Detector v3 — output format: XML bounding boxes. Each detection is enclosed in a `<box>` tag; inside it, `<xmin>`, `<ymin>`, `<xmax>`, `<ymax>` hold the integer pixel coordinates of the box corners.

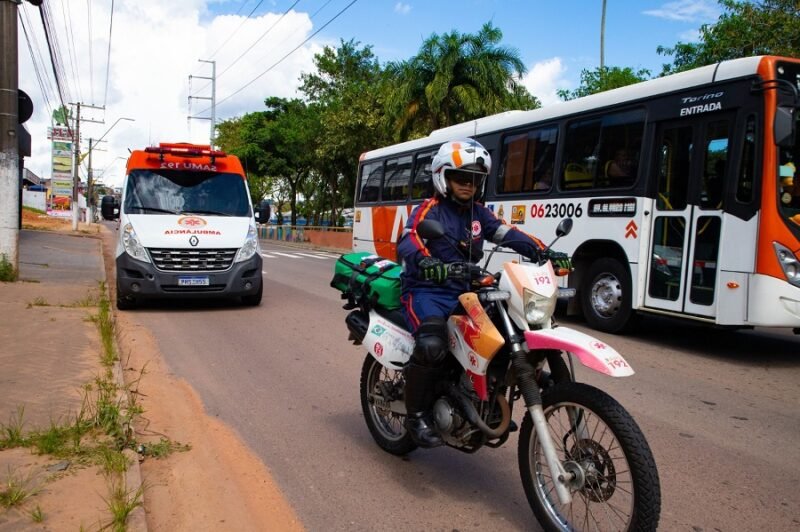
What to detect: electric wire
<box><xmin>216</xmin><ymin>0</ymin><xmax>301</xmax><ymax>79</ymax></box>
<box><xmin>204</xmin><ymin>0</ymin><xmax>359</xmax><ymax>113</ymax></box>
<box><xmin>41</xmin><ymin>1</ymin><xmax>73</xmax><ymax>102</ymax></box>
<box><xmin>20</xmin><ymin>4</ymin><xmax>58</xmax><ymax>106</ymax></box>
<box><xmin>64</xmin><ymin>0</ymin><xmax>83</xmax><ymax>102</ymax></box>
<box><xmin>206</xmin><ymin>0</ymin><xmax>267</xmax><ymax>60</ymax></box>
<box><xmin>18</xmin><ymin>9</ymin><xmax>55</xmax><ymax>120</ymax></box>
<box><xmin>38</xmin><ymin>2</ymin><xmax>74</xmax><ymax>137</ymax></box>
<box><xmin>103</xmin><ymin>0</ymin><xmax>115</xmax><ymax>108</ymax></box>
<box><xmin>87</xmin><ymin>0</ymin><xmax>94</xmax><ymax>103</ymax></box>
<box><xmin>59</xmin><ymin>0</ymin><xmax>83</xmax><ymax>104</ymax></box>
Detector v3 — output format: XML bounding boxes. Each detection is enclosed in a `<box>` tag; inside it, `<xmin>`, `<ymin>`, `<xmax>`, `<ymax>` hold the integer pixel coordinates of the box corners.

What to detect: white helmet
<box><xmin>431</xmin><ymin>138</ymin><xmax>492</xmax><ymax>199</ymax></box>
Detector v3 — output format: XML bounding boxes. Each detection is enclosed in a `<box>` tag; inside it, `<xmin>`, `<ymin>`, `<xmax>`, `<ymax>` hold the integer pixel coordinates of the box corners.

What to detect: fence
<box><xmin>258</xmin><ymin>225</ymin><xmax>352</xmax><ymax>251</ymax></box>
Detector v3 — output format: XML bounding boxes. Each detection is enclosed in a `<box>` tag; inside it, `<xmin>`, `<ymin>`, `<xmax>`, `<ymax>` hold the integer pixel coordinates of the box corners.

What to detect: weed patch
<box><xmin>0</xmin><ymin>254</ymin><xmax>17</xmax><ymax>282</ymax></box>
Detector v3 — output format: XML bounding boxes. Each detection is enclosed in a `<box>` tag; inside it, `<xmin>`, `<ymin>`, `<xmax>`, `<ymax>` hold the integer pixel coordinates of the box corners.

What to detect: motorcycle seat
<box><xmin>375</xmin><ymin>306</ymin><xmax>409</xmax><ymax>330</ymax></box>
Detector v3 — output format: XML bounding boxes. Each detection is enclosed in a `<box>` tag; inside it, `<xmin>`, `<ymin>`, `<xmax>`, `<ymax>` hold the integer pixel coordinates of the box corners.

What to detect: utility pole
<box><xmin>0</xmin><ymin>0</ymin><xmax>20</xmax><ymax>271</ymax></box>
<box><xmin>188</xmin><ymin>59</ymin><xmax>216</xmax><ymax>147</ymax></box>
<box><xmin>600</xmin><ymin>0</ymin><xmax>607</xmax><ymax>71</ymax></box>
<box><xmin>68</xmin><ymin>102</ymin><xmax>103</xmax><ymax>230</ymax></box>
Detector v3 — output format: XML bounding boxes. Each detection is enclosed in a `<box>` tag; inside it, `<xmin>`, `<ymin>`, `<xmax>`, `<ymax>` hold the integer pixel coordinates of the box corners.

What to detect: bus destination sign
<box><xmin>588</xmin><ymin>198</ymin><xmax>637</xmax><ymax>217</ymax></box>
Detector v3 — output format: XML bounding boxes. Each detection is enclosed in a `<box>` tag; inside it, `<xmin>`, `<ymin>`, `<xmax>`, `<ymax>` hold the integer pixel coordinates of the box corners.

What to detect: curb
<box><xmin>97</xmin><ymin>226</ymin><xmax>148</xmax><ymax>532</ymax></box>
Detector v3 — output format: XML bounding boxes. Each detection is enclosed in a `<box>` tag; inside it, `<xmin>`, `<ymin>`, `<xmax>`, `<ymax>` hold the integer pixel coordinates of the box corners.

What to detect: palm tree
<box><xmin>388</xmin><ymin>22</ymin><xmax>531</xmax><ymax>140</ymax></box>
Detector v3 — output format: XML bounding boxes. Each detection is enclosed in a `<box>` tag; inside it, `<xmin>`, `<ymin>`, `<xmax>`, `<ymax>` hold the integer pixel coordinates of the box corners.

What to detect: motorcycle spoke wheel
<box><xmin>359</xmin><ymin>355</ymin><xmax>417</xmax><ymax>455</ymax></box>
<box><xmin>518</xmin><ymin>382</ymin><xmax>660</xmax><ymax>532</ymax></box>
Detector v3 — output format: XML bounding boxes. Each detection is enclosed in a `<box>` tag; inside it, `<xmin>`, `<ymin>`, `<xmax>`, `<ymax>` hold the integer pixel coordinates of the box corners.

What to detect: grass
<box><xmin>0</xmin><ymin>468</ymin><xmax>40</xmax><ymax>509</ymax></box>
<box><xmin>1</xmin><ymin>282</ymin><xmax>191</xmax><ymax>528</ymax></box>
<box><xmin>26</xmin><ymin>296</ymin><xmax>49</xmax><ymax>308</ymax></box>
<box><xmin>0</xmin><ymin>254</ymin><xmax>17</xmax><ymax>282</ymax></box>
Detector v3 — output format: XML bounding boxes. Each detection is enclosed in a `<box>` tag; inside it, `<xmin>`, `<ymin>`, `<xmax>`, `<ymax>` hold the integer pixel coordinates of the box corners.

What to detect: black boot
<box><xmin>403</xmin><ymin>363</ymin><xmax>443</xmax><ymax>448</ymax></box>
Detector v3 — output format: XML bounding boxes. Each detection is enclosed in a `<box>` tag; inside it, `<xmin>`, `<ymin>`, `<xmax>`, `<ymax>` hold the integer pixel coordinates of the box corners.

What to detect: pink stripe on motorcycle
<box><xmin>524</xmin><ymin>328</ymin><xmax>635</xmax><ymax>377</ymax></box>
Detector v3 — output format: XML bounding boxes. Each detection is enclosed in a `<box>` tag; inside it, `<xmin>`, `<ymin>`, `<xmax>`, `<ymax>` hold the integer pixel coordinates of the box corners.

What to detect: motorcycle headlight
<box><xmin>235</xmin><ymin>225</ymin><xmax>260</xmax><ymax>263</ymax></box>
<box><xmin>122</xmin><ymin>223</ymin><xmax>150</xmax><ymax>263</ymax></box>
<box><xmin>774</xmin><ymin>242</ymin><xmax>800</xmax><ymax>287</ymax></box>
<box><xmin>523</xmin><ymin>288</ymin><xmax>556</xmax><ymax>325</ymax></box>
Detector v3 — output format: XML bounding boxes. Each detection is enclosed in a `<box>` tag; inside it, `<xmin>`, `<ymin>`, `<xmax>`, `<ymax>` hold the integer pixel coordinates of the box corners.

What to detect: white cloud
<box><xmin>394</xmin><ymin>3</ymin><xmax>412</xmax><ymax>15</ymax></box>
<box><xmin>18</xmin><ymin>1</ymin><xmax>320</xmax><ymax>188</ymax></box>
<box><xmin>643</xmin><ymin>0</ymin><xmax>720</xmax><ymax>22</ymax></box>
<box><xmin>521</xmin><ymin>58</ymin><xmax>571</xmax><ymax>107</ymax></box>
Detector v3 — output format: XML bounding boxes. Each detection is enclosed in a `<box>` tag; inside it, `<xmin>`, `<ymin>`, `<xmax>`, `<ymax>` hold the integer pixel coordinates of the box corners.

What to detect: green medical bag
<box><xmin>331</xmin><ymin>252</ymin><xmax>402</xmax><ymax>309</ymax></box>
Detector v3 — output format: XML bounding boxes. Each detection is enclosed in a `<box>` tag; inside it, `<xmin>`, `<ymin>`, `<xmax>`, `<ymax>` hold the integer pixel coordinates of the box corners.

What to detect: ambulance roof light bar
<box><xmin>144</xmin><ymin>144</ymin><xmax>228</xmax><ymax>163</ymax></box>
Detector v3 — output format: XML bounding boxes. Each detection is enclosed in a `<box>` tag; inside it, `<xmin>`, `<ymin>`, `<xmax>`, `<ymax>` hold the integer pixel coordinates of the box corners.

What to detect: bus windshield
<box><xmin>776</xmin><ymin>61</ymin><xmax>800</xmax><ymax>229</ymax></box>
<box><xmin>123</xmin><ymin>169</ymin><xmax>250</xmax><ymax>217</ymax></box>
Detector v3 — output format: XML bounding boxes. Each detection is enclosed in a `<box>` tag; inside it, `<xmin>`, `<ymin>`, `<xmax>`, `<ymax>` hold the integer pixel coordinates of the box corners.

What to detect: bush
<box><xmin>0</xmin><ymin>254</ymin><xmax>17</xmax><ymax>282</ymax></box>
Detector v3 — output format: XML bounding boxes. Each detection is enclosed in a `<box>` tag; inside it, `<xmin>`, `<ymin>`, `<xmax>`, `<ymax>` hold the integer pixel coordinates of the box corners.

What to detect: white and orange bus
<box><xmin>352</xmin><ymin>55</ymin><xmax>800</xmax><ymax>334</ymax></box>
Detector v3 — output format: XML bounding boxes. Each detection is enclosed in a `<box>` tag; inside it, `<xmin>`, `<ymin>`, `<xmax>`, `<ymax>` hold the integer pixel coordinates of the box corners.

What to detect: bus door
<box><xmin>645</xmin><ymin>115</ymin><xmax>731</xmax><ymax>317</ymax></box>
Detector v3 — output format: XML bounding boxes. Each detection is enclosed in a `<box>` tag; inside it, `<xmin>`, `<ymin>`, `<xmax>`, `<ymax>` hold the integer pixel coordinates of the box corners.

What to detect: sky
<box><xmin>17</xmin><ymin>0</ymin><xmax>723</xmax><ymax>188</ymax></box>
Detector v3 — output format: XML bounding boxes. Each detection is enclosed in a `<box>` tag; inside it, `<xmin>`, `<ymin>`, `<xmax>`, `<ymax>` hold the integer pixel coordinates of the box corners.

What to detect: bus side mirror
<box><xmin>775</xmin><ymin>105</ymin><xmax>796</xmax><ymax>148</ymax></box>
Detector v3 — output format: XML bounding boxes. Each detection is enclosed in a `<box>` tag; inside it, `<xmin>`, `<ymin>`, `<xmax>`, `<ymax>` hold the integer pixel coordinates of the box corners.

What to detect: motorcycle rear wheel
<box><xmin>360</xmin><ymin>354</ymin><xmax>417</xmax><ymax>456</ymax></box>
<box><xmin>518</xmin><ymin>382</ymin><xmax>660</xmax><ymax>531</ymax></box>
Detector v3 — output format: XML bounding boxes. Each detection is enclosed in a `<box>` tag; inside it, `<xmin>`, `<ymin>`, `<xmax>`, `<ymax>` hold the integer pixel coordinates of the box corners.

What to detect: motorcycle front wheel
<box><xmin>518</xmin><ymin>382</ymin><xmax>660</xmax><ymax>532</ymax></box>
<box><xmin>360</xmin><ymin>354</ymin><xmax>417</xmax><ymax>456</ymax></box>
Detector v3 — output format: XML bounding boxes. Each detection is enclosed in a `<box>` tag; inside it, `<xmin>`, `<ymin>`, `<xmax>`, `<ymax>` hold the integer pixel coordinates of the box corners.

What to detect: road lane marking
<box><xmin>272</xmin><ymin>252</ymin><xmax>303</xmax><ymax>258</ymax></box>
<box><xmin>296</xmin><ymin>253</ymin><xmax>331</xmax><ymax>259</ymax></box>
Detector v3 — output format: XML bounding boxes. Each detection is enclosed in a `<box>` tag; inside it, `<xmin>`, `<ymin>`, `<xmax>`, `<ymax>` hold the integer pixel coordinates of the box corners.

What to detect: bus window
<box><xmin>358</xmin><ymin>160</ymin><xmax>383</xmax><ymax>203</ymax></box>
<box><xmin>383</xmin><ymin>155</ymin><xmax>412</xmax><ymax>202</ymax></box>
<box><xmin>737</xmin><ymin>116</ymin><xmax>757</xmax><ymax>203</ymax></box>
<box><xmin>411</xmin><ymin>150</ymin><xmax>436</xmax><ymax>200</ymax></box>
<box><xmin>700</xmin><ymin>120</ymin><xmax>730</xmax><ymax>209</ymax></box>
<box><xmin>656</xmin><ymin>126</ymin><xmax>692</xmax><ymax>211</ymax></box>
<box><xmin>562</xmin><ymin>109</ymin><xmax>645</xmax><ymax>190</ymax></box>
<box><xmin>497</xmin><ymin>127</ymin><xmax>557</xmax><ymax>193</ymax></box>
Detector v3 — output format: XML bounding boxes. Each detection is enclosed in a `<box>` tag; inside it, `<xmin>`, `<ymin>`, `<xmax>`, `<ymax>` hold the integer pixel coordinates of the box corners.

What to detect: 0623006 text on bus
<box><xmin>352</xmin><ymin>55</ymin><xmax>800</xmax><ymax>334</ymax></box>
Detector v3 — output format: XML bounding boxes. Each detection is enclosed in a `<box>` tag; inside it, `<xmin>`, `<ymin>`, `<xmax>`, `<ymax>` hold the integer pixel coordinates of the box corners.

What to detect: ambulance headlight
<box><xmin>235</xmin><ymin>225</ymin><xmax>260</xmax><ymax>263</ymax></box>
<box><xmin>523</xmin><ymin>288</ymin><xmax>556</xmax><ymax>325</ymax></box>
<box><xmin>122</xmin><ymin>223</ymin><xmax>150</xmax><ymax>263</ymax></box>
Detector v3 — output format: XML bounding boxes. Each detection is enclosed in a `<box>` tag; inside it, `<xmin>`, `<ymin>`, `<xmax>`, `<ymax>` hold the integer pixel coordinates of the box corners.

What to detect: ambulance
<box><xmin>113</xmin><ymin>143</ymin><xmax>262</xmax><ymax>309</ymax></box>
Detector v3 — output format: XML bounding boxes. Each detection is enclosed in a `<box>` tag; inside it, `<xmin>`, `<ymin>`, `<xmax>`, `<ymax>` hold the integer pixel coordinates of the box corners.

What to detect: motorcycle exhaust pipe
<box><xmin>447</xmin><ymin>385</ymin><xmax>511</xmax><ymax>439</ymax></box>
<box><xmin>345</xmin><ymin>310</ymin><xmax>369</xmax><ymax>344</ymax></box>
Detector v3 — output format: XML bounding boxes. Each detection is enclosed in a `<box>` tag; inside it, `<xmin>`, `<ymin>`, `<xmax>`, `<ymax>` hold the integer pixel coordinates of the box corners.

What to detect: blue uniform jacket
<box><xmin>397</xmin><ymin>195</ymin><xmax>545</xmax><ymax>295</ymax></box>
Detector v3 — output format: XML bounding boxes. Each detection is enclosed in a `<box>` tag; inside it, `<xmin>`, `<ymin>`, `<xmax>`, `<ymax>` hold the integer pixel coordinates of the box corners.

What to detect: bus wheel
<box><xmin>581</xmin><ymin>258</ymin><xmax>633</xmax><ymax>333</ymax></box>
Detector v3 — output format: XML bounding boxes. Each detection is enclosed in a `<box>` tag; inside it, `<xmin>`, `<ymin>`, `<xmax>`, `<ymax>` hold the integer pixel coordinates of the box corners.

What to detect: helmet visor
<box><xmin>444</xmin><ymin>168</ymin><xmax>487</xmax><ymax>188</ymax></box>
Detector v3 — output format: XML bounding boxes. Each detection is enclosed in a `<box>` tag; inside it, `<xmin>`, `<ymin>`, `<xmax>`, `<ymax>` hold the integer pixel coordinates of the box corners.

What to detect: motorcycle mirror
<box><xmin>556</xmin><ymin>218</ymin><xmax>573</xmax><ymax>237</ymax></box>
<box><xmin>417</xmin><ymin>219</ymin><xmax>446</xmax><ymax>240</ymax></box>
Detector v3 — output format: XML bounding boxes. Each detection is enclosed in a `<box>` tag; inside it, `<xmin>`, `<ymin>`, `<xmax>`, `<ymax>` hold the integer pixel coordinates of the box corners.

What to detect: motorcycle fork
<box><xmin>495</xmin><ymin>304</ymin><xmax>573</xmax><ymax>506</ymax></box>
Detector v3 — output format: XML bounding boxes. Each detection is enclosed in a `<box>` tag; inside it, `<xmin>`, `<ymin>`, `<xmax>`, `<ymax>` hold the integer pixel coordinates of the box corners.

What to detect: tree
<box><xmin>387</xmin><ymin>22</ymin><xmax>538</xmax><ymax>140</ymax></box>
<box><xmin>558</xmin><ymin>66</ymin><xmax>651</xmax><ymax>100</ymax></box>
<box><xmin>300</xmin><ymin>40</ymin><xmax>389</xmax><ymax>225</ymax></box>
<box><xmin>658</xmin><ymin>0</ymin><xmax>800</xmax><ymax>75</ymax></box>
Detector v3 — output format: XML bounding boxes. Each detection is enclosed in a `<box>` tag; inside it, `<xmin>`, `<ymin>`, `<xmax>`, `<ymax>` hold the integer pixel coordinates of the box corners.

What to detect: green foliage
<box><xmin>0</xmin><ymin>468</ymin><xmax>40</xmax><ymax>508</ymax></box>
<box><xmin>0</xmin><ymin>407</ymin><xmax>28</xmax><ymax>449</ymax></box>
<box><xmin>558</xmin><ymin>66</ymin><xmax>651</xmax><ymax>100</ymax></box>
<box><xmin>0</xmin><ymin>254</ymin><xmax>17</xmax><ymax>282</ymax></box>
<box><xmin>386</xmin><ymin>22</ymin><xmax>538</xmax><ymax>140</ymax></box>
<box><xmin>658</xmin><ymin>0</ymin><xmax>800</xmax><ymax>75</ymax></box>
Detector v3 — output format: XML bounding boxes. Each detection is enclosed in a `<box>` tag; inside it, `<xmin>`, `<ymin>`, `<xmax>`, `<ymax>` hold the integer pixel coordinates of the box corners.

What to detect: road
<box><xmin>126</xmin><ymin>240</ymin><xmax>800</xmax><ymax>531</ymax></box>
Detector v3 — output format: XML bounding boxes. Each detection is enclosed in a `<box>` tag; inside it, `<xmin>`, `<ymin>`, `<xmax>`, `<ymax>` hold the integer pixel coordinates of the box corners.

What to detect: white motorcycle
<box><xmin>334</xmin><ymin>218</ymin><xmax>661</xmax><ymax>531</ymax></box>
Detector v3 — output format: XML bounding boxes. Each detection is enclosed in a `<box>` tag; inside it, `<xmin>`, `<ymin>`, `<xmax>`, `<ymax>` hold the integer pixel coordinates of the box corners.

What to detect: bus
<box><xmin>351</xmin><ymin>55</ymin><xmax>800</xmax><ymax>334</ymax></box>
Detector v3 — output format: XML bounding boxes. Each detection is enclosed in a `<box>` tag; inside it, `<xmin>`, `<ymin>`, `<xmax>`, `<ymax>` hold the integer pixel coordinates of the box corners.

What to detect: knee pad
<box><xmin>413</xmin><ymin>317</ymin><xmax>447</xmax><ymax>366</ymax></box>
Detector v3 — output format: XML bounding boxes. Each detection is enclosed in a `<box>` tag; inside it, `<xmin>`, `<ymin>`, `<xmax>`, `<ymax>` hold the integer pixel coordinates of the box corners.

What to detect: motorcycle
<box><xmin>333</xmin><ymin>218</ymin><xmax>661</xmax><ymax>531</ymax></box>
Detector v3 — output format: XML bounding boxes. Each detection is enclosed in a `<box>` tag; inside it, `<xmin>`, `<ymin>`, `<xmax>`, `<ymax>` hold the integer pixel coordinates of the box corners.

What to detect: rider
<box><xmin>397</xmin><ymin>138</ymin><xmax>571</xmax><ymax>447</ymax></box>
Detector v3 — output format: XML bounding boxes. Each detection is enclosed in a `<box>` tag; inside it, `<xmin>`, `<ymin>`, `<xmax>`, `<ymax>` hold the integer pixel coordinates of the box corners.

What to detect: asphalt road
<box><xmin>125</xmin><ymin>240</ymin><xmax>800</xmax><ymax>532</ymax></box>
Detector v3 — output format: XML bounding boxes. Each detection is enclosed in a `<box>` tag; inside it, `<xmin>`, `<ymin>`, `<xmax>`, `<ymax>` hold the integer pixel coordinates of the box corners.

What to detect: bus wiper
<box><xmin>181</xmin><ymin>210</ymin><xmax>233</xmax><ymax>217</ymax></box>
<box><xmin>128</xmin><ymin>205</ymin><xmax>179</xmax><ymax>215</ymax></box>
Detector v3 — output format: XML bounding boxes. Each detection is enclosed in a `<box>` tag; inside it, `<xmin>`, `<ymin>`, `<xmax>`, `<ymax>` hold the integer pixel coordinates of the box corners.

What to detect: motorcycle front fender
<box><xmin>524</xmin><ymin>327</ymin><xmax>634</xmax><ymax>377</ymax></box>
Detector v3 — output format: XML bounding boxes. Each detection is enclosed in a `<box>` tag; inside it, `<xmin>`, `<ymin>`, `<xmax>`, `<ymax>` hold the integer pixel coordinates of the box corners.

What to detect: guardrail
<box><xmin>258</xmin><ymin>224</ymin><xmax>352</xmax><ymax>251</ymax></box>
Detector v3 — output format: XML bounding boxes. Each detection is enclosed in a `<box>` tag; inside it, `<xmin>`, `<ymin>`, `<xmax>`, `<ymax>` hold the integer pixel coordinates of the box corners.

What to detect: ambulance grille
<box><xmin>148</xmin><ymin>248</ymin><xmax>237</xmax><ymax>272</ymax></box>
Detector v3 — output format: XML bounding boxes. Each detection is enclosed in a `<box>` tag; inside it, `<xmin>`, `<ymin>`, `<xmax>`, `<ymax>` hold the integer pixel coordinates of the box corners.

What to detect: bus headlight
<box><xmin>235</xmin><ymin>225</ymin><xmax>260</xmax><ymax>263</ymax></box>
<box><xmin>122</xmin><ymin>223</ymin><xmax>150</xmax><ymax>263</ymax></box>
<box><xmin>774</xmin><ymin>242</ymin><xmax>800</xmax><ymax>287</ymax></box>
<box><xmin>523</xmin><ymin>288</ymin><xmax>556</xmax><ymax>325</ymax></box>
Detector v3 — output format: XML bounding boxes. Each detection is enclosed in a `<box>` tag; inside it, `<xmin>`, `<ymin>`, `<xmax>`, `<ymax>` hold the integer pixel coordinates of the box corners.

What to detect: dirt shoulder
<box><xmin>9</xmin><ymin>211</ymin><xmax>303</xmax><ymax>530</ymax></box>
<box><xmin>97</xmin><ymin>223</ymin><xmax>303</xmax><ymax>531</ymax></box>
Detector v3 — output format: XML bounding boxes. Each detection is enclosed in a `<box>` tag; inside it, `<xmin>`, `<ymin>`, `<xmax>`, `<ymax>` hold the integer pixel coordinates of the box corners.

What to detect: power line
<box><xmin>103</xmin><ymin>0</ymin><xmax>115</xmax><ymax>108</ymax></box>
<box><xmin>204</xmin><ymin>0</ymin><xmax>360</xmax><ymax>113</ymax></box>
<box><xmin>59</xmin><ymin>0</ymin><xmax>83</xmax><ymax>104</ymax></box>
<box><xmin>206</xmin><ymin>0</ymin><xmax>267</xmax><ymax>60</ymax></box>
<box><xmin>216</xmin><ymin>1</ymin><xmax>301</xmax><ymax>79</ymax></box>
<box><xmin>38</xmin><ymin>1</ymin><xmax>74</xmax><ymax>136</ymax></box>
<box><xmin>18</xmin><ymin>9</ymin><xmax>55</xmax><ymax>120</ymax></box>
<box><xmin>87</xmin><ymin>0</ymin><xmax>94</xmax><ymax>103</ymax></box>
<box><xmin>64</xmin><ymin>0</ymin><xmax>83</xmax><ymax>102</ymax></box>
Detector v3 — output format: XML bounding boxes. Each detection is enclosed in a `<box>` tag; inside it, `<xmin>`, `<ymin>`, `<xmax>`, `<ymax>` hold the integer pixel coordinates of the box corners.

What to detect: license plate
<box><xmin>178</xmin><ymin>276</ymin><xmax>209</xmax><ymax>287</ymax></box>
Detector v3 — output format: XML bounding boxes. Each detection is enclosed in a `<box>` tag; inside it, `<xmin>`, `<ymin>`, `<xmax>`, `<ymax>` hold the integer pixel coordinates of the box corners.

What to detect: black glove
<box><xmin>418</xmin><ymin>256</ymin><xmax>447</xmax><ymax>283</ymax></box>
<box><xmin>545</xmin><ymin>250</ymin><xmax>573</xmax><ymax>271</ymax></box>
